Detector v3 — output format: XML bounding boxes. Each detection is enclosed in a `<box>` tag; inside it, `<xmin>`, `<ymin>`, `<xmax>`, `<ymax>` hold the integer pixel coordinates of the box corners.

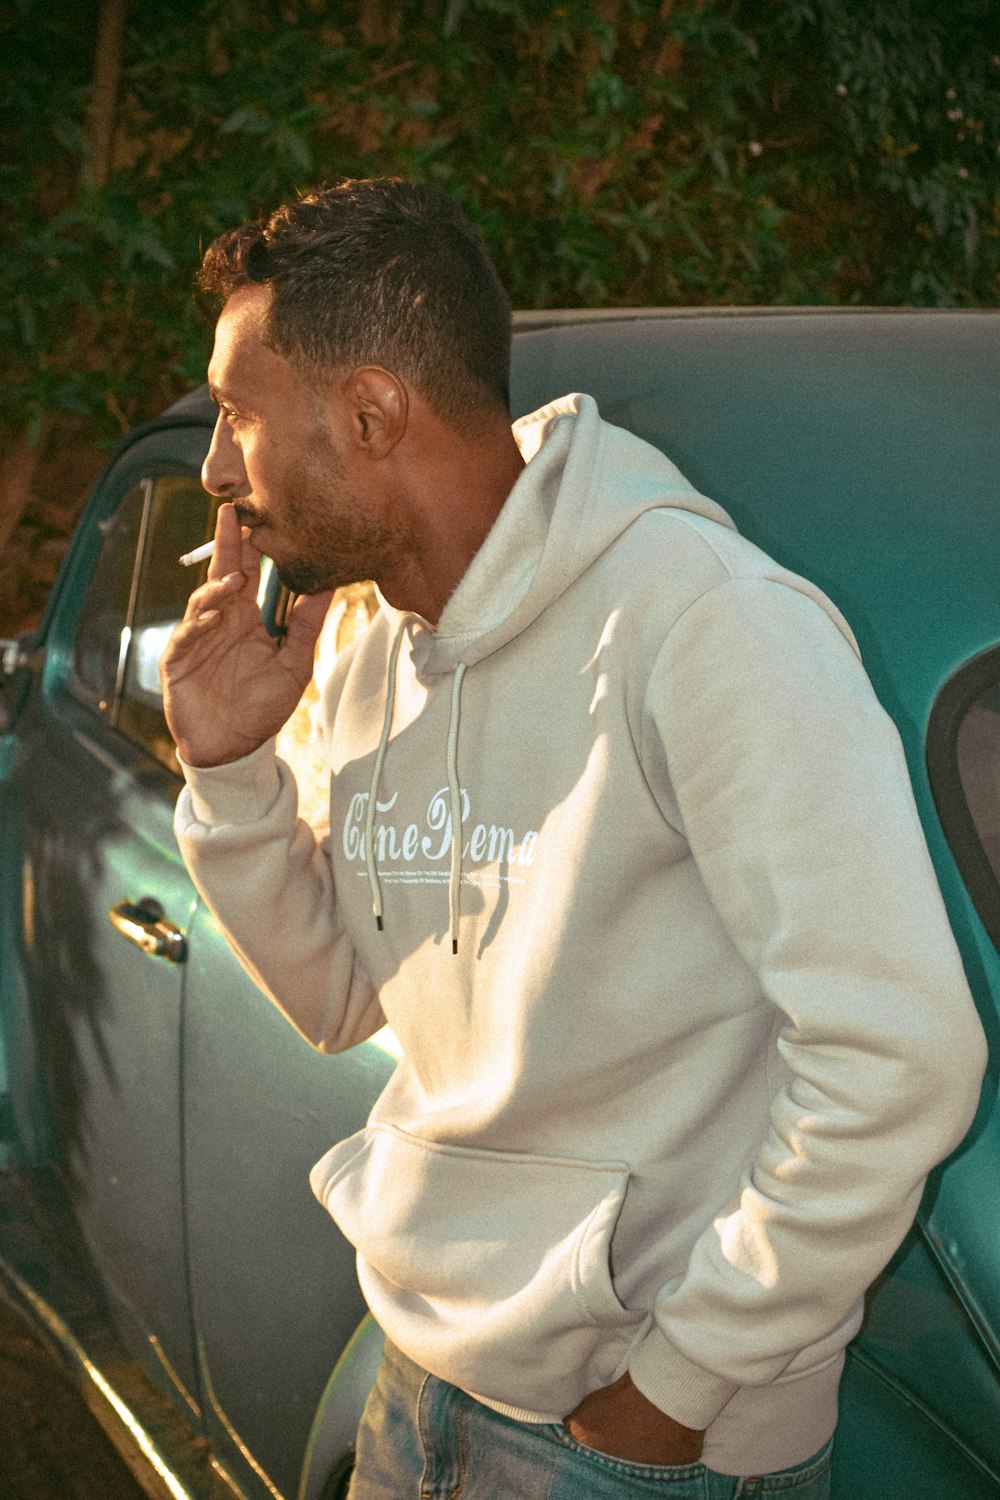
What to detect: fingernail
<box><xmin>199</xmin><ymin>609</ymin><xmax>220</xmax><ymax>623</ymax></box>
<box><xmin>222</xmin><ymin>571</ymin><xmax>245</xmax><ymax>585</ymax></box>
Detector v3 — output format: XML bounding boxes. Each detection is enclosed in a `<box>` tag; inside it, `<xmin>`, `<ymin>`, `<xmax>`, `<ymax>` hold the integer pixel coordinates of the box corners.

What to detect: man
<box><xmin>161</xmin><ymin>178</ymin><xmax>986</xmax><ymax>1500</ymax></box>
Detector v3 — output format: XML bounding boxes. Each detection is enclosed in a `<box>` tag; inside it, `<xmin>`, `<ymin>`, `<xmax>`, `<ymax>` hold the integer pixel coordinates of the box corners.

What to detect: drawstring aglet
<box><xmin>376</xmin><ymin>915</ymin><xmax>383</xmax><ymax>931</ymax></box>
<box><xmin>446</xmin><ymin>661</ymin><xmax>468</xmax><ymax>966</ymax></box>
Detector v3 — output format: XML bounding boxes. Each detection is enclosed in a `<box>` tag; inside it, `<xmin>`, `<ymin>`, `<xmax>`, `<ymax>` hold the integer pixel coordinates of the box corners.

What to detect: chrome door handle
<box><xmin>109</xmin><ymin>898</ymin><xmax>187</xmax><ymax>964</ymax></box>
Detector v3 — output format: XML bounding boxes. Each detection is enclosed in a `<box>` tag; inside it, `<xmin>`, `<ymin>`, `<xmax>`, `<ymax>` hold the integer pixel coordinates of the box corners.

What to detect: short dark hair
<box><xmin>199</xmin><ymin>178</ymin><xmax>512</xmax><ymax>427</ymax></box>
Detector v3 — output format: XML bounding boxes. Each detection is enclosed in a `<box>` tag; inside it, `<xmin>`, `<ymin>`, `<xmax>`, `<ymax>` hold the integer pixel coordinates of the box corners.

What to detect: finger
<box><xmin>286</xmin><ymin>589</ymin><xmax>336</xmax><ymax>646</ymax></box>
<box><xmin>160</xmin><ymin>613</ymin><xmax>221</xmax><ymax>681</ymax></box>
<box><xmin>183</xmin><ymin>570</ymin><xmax>247</xmax><ymax>622</ymax></box>
<box><xmin>172</xmin><ymin>609</ymin><xmax>223</xmax><ymax>646</ymax></box>
<box><xmin>208</xmin><ymin>502</ymin><xmax>244</xmax><ymax>580</ymax></box>
<box><xmin>239</xmin><ymin>525</ymin><xmax>263</xmax><ymax>591</ymax></box>
<box><xmin>166</xmin><ymin>603</ymin><xmax>230</xmax><ymax>650</ymax></box>
<box><xmin>278</xmin><ymin>590</ymin><xmax>335</xmax><ymax>680</ymax></box>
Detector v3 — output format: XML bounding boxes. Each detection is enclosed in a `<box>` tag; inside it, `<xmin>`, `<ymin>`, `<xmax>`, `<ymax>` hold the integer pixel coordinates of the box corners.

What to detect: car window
<box><xmin>927</xmin><ymin>647</ymin><xmax>1000</xmax><ymax>952</ymax></box>
<box><xmin>118</xmin><ymin>475</ymin><xmax>217</xmax><ymax>772</ymax></box>
<box><xmin>72</xmin><ymin>481</ymin><xmax>147</xmax><ymax>710</ymax></box>
<box><xmin>956</xmin><ymin>688</ymin><xmax>1000</xmax><ymax>882</ymax></box>
<box><xmin>70</xmin><ymin>473</ymin><xmax>217</xmax><ymax>774</ymax></box>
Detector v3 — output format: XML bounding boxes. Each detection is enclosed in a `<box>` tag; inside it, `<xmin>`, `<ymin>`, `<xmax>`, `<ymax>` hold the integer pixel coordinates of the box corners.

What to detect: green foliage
<box><xmin>1</xmin><ymin>0</ymin><xmax>998</xmax><ymax>453</ymax></box>
<box><xmin>743</xmin><ymin>0</ymin><xmax>1000</xmax><ymax>303</ymax></box>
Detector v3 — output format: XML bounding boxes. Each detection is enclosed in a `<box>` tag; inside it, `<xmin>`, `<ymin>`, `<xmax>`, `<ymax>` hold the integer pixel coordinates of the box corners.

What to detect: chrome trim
<box><xmin>149</xmin><ymin>1333</ymin><xmax>202</xmax><ymax>1422</ymax></box>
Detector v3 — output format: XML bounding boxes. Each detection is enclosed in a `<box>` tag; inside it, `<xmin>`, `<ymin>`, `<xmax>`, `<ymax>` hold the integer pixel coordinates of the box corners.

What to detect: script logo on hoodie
<box><xmin>342</xmin><ymin>788</ymin><xmax>539</xmax><ymax>884</ymax></box>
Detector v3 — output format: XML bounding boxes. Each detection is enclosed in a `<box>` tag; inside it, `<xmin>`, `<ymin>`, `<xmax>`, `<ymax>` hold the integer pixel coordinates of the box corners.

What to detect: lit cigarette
<box><xmin>179</xmin><ymin>541</ymin><xmax>215</xmax><ymax>567</ymax></box>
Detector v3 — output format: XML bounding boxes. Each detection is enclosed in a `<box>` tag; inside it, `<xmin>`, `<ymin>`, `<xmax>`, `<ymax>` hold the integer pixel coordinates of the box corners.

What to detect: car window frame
<box><xmin>44</xmin><ymin>426</ymin><xmax>213</xmax><ymax>789</ymax></box>
<box><xmin>67</xmin><ymin>469</ymin><xmax>214</xmax><ymax>777</ymax></box>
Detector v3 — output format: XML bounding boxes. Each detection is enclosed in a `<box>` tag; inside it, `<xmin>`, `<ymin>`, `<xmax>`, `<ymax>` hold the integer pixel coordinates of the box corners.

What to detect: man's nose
<box><xmin>202</xmin><ymin>414</ymin><xmax>250</xmax><ymax>497</ymax></box>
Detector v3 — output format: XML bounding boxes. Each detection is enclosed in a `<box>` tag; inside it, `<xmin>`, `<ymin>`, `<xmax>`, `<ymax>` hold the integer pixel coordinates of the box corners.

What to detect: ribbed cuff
<box><xmin>179</xmin><ymin>739</ymin><xmax>283</xmax><ymax>826</ymax></box>
<box><xmin>628</xmin><ymin>1325</ymin><xmax>740</xmax><ymax>1430</ymax></box>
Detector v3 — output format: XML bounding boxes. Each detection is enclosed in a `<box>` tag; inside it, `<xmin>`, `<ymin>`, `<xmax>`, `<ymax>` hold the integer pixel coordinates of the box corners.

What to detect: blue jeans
<box><xmin>348</xmin><ymin>1340</ymin><xmax>833</xmax><ymax>1499</ymax></box>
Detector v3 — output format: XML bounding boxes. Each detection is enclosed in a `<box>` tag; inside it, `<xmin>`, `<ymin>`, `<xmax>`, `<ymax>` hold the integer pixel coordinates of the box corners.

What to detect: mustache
<box><xmin>232</xmin><ymin>502</ymin><xmax>266</xmax><ymax>527</ymax></box>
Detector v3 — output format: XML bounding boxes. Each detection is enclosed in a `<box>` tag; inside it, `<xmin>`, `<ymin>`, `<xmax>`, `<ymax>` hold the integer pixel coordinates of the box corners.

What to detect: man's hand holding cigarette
<box><xmin>160</xmin><ymin>502</ymin><xmax>333</xmax><ymax>768</ymax></box>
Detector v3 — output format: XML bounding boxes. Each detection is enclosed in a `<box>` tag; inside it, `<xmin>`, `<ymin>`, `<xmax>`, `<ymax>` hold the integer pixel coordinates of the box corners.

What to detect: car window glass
<box><xmin>928</xmin><ymin>652</ymin><xmax>1000</xmax><ymax>954</ymax></box>
<box><xmin>118</xmin><ymin>475</ymin><xmax>217</xmax><ymax>774</ymax></box>
<box><xmin>72</xmin><ymin>482</ymin><xmax>146</xmax><ymax>709</ymax></box>
<box><xmin>956</xmin><ymin>686</ymin><xmax>1000</xmax><ymax>884</ymax></box>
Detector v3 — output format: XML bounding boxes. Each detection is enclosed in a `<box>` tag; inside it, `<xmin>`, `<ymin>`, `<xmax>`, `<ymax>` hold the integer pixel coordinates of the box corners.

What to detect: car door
<box><xmin>3</xmin><ymin>428</ymin><xmax>215</xmax><ymax>1417</ymax></box>
<box><xmin>181</xmin><ymin>910</ymin><xmax>397</xmax><ymax>1500</ymax></box>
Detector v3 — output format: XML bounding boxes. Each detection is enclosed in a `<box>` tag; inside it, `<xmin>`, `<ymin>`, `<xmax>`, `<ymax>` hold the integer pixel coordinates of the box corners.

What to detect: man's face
<box><xmin>202</xmin><ymin>284</ymin><xmax>407</xmax><ymax>594</ymax></box>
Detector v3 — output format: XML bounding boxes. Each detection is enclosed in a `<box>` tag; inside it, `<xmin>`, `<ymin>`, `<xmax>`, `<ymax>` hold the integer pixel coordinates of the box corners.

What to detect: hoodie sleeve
<box><xmin>630</xmin><ymin>575</ymin><xmax>987</xmax><ymax>1430</ymax></box>
<box><xmin>175</xmin><ymin>739</ymin><xmax>384</xmax><ymax>1052</ymax></box>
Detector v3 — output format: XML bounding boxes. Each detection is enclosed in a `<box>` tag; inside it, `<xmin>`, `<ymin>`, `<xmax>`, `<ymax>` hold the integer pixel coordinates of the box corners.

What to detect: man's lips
<box><xmin>232</xmin><ymin>502</ymin><xmax>265</xmax><ymax>529</ymax></box>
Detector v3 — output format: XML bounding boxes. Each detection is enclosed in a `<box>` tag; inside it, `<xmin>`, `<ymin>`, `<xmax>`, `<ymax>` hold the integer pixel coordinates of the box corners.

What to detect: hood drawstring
<box><xmin>365</xmin><ymin>621</ymin><xmax>468</xmax><ymax>955</ymax></box>
<box><xmin>365</xmin><ymin>622</ymin><xmax>406</xmax><ymax>931</ymax></box>
<box><xmin>447</xmin><ymin>663</ymin><xmax>468</xmax><ymax>954</ymax></box>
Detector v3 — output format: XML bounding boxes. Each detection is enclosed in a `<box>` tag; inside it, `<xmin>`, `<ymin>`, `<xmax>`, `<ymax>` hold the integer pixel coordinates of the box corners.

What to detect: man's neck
<box><xmin>378</xmin><ymin>419</ymin><xmax>525</xmax><ymax>626</ymax></box>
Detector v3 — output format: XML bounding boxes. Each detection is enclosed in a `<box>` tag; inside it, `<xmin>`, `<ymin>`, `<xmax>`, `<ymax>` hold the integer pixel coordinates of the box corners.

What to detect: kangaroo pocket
<box><xmin>310</xmin><ymin>1123</ymin><xmax>644</xmax><ymax>1415</ymax></box>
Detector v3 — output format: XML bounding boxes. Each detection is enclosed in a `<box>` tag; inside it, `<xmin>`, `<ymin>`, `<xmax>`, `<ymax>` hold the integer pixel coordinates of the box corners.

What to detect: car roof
<box><xmin>522</xmin><ymin>313</ymin><xmax>998</xmax><ymax>720</ymax></box>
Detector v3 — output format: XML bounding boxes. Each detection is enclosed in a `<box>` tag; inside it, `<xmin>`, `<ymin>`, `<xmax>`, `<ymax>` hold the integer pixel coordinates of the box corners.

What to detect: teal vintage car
<box><xmin>1</xmin><ymin>308</ymin><xmax>998</xmax><ymax>1499</ymax></box>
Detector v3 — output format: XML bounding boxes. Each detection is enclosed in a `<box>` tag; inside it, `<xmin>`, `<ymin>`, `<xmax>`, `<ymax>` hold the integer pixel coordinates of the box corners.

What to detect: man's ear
<box><xmin>342</xmin><ymin>365</ymin><xmax>408</xmax><ymax>458</ymax></box>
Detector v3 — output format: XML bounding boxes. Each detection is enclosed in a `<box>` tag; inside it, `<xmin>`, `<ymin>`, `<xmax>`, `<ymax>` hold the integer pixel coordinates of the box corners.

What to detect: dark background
<box><xmin>2</xmin><ymin>0</ymin><xmax>998</xmax><ymax>634</ymax></box>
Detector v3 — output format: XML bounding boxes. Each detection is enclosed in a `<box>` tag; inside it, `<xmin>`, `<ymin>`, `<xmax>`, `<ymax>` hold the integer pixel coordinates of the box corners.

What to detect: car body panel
<box><xmin>834</xmin><ymin>1352</ymin><xmax>1000</xmax><ymax>1499</ymax></box>
<box><xmin>182</xmin><ymin>902</ymin><xmax>394</xmax><ymax>1499</ymax></box>
<box><xmin>4</xmin><ymin>502</ymin><xmax>205</xmax><ymax>1413</ymax></box>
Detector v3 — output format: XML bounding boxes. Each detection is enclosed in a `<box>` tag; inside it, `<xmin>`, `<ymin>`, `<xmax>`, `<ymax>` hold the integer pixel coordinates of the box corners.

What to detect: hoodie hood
<box><xmin>367</xmin><ymin>394</ymin><xmax>738</xmax><ymax>949</ymax></box>
<box><xmin>379</xmin><ymin>393</ymin><xmax>736</xmax><ymax>677</ymax></box>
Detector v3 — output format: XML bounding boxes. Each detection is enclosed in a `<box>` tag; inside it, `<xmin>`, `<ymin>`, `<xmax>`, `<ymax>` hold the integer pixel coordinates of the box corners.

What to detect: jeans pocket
<box><xmin>552</xmin><ymin>1422</ymin><xmax>710</xmax><ymax>1491</ymax></box>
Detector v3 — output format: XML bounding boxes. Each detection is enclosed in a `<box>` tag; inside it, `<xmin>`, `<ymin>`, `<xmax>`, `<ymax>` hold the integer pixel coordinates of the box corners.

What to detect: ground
<box><xmin>0</xmin><ymin>1287</ymin><xmax>148</xmax><ymax>1500</ymax></box>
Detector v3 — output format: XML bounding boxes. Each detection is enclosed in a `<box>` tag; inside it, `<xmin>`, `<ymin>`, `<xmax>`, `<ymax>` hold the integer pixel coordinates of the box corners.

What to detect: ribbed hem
<box><xmin>179</xmin><ymin>739</ymin><xmax>282</xmax><ymax>826</ymax></box>
<box><xmin>466</xmin><ymin>1389</ymin><xmax>561</xmax><ymax>1424</ymax></box>
<box><xmin>627</xmin><ymin>1325</ymin><xmax>740</xmax><ymax>1430</ymax></box>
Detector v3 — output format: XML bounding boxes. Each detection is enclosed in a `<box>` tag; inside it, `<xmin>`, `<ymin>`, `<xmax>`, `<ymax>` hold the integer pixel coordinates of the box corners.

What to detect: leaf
<box><xmin>17</xmin><ymin>303</ymin><xmax>38</xmax><ymax>348</ymax></box>
<box><xmin>275</xmin><ymin>125</ymin><xmax>313</xmax><ymax>171</ymax></box>
<box><xmin>220</xmin><ymin>105</ymin><xmax>270</xmax><ymax>134</ymax></box>
<box><xmin>50</xmin><ymin>113</ymin><xmax>90</xmax><ymax>156</ymax></box>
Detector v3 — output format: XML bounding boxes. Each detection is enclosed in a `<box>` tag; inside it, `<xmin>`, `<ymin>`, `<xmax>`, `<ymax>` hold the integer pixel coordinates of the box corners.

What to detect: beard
<box><xmin>274</xmin><ymin>506</ymin><xmax>409</xmax><ymax>595</ymax></box>
<box><xmin>274</xmin><ymin>555</ymin><xmax>342</xmax><ymax>595</ymax></box>
<box><xmin>273</xmin><ymin>526</ymin><xmax>388</xmax><ymax>596</ymax></box>
<box><xmin>251</xmin><ymin>423</ymin><xmax>408</xmax><ymax>596</ymax></box>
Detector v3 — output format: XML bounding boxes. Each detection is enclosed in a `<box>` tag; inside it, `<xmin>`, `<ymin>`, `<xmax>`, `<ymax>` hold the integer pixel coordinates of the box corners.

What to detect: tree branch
<box><xmin>86</xmin><ymin>0</ymin><xmax>128</xmax><ymax>187</ymax></box>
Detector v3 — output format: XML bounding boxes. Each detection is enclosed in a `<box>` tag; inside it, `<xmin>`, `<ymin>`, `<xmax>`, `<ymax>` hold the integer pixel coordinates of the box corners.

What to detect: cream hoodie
<box><xmin>176</xmin><ymin>395</ymin><xmax>986</xmax><ymax>1475</ymax></box>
